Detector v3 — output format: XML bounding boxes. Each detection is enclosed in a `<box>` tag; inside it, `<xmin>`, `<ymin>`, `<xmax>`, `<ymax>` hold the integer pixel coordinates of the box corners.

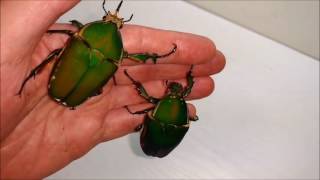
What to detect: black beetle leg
<box><xmin>183</xmin><ymin>65</ymin><xmax>194</xmax><ymax>97</ymax></box>
<box><xmin>69</xmin><ymin>20</ymin><xmax>84</xmax><ymax>29</ymax></box>
<box><xmin>134</xmin><ymin>124</ymin><xmax>143</xmax><ymax>132</ymax></box>
<box><xmin>123</xmin><ymin>43</ymin><xmax>177</xmax><ymax>64</ymax></box>
<box><xmin>124</xmin><ymin>70</ymin><xmax>159</xmax><ymax>104</ymax></box>
<box><xmin>165</xmin><ymin>80</ymin><xmax>169</xmax><ymax>86</ymax></box>
<box><xmin>16</xmin><ymin>48</ymin><xmax>63</xmax><ymax>96</ymax></box>
<box><xmin>189</xmin><ymin>115</ymin><xmax>199</xmax><ymax>121</ymax></box>
<box><xmin>47</xmin><ymin>30</ymin><xmax>75</xmax><ymax>37</ymax></box>
<box><xmin>123</xmin><ymin>14</ymin><xmax>133</xmax><ymax>23</ymax></box>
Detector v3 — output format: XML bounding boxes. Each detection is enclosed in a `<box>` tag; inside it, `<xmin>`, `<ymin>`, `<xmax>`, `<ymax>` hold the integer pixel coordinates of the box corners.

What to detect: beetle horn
<box><xmin>116</xmin><ymin>0</ymin><xmax>123</xmax><ymax>13</ymax></box>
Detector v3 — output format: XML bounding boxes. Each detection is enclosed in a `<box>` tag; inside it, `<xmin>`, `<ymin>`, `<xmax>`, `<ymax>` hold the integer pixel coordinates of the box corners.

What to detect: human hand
<box><xmin>0</xmin><ymin>1</ymin><xmax>225</xmax><ymax>179</ymax></box>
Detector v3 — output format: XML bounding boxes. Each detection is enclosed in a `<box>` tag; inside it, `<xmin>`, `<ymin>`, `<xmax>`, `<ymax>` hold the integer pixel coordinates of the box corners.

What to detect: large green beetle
<box><xmin>17</xmin><ymin>0</ymin><xmax>176</xmax><ymax>109</ymax></box>
<box><xmin>124</xmin><ymin>66</ymin><xmax>198</xmax><ymax>158</ymax></box>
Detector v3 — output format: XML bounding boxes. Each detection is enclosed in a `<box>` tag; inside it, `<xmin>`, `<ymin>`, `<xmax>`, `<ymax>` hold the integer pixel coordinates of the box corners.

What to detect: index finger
<box><xmin>120</xmin><ymin>25</ymin><xmax>216</xmax><ymax>65</ymax></box>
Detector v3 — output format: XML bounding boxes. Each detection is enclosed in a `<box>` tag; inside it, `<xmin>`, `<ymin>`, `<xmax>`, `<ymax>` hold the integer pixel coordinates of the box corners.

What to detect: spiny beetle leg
<box><xmin>164</xmin><ymin>80</ymin><xmax>169</xmax><ymax>86</ymax></box>
<box><xmin>124</xmin><ymin>43</ymin><xmax>177</xmax><ymax>64</ymax></box>
<box><xmin>69</xmin><ymin>20</ymin><xmax>84</xmax><ymax>29</ymax></box>
<box><xmin>47</xmin><ymin>30</ymin><xmax>74</xmax><ymax>37</ymax></box>
<box><xmin>134</xmin><ymin>124</ymin><xmax>143</xmax><ymax>132</ymax></box>
<box><xmin>16</xmin><ymin>48</ymin><xmax>63</xmax><ymax>96</ymax></box>
<box><xmin>124</xmin><ymin>70</ymin><xmax>159</xmax><ymax>104</ymax></box>
<box><xmin>125</xmin><ymin>105</ymin><xmax>154</xmax><ymax>115</ymax></box>
<box><xmin>183</xmin><ymin>65</ymin><xmax>194</xmax><ymax>97</ymax></box>
<box><xmin>190</xmin><ymin>115</ymin><xmax>199</xmax><ymax>121</ymax></box>
<box><xmin>123</xmin><ymin>14</ymin><xmax>133</xmax><ymax>23</ymax></box>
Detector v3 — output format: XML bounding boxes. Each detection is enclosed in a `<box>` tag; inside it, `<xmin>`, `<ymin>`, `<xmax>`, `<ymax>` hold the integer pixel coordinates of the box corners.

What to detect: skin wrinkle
<box><xmin>36</xmin><ymin>114</ymin><xmax>51</xmax><ymax>175</ymax></box>
<box><xmin>2</xmin><ymin>96</ymin><xmax>57</xmax><ymax>146</ymax></box>
<box><xmin>60</xmin><ymin>110</ymin><xmax>103</xmax><ymax>160</ymax></box>
<box><xmin>30</xmin><ymin>101</ymin><xmax>81</xmax><ymax>164</ymax></box>
<box><xmin>101</xmin><ymin>108</ymin><xmax>144</xmax><ymax>142</ymax></box>
<box><xmin>1</xmin><ymin>131</ymin><xmax>31</xmax><ymax>164</ymax></box>
<box><xmin>3</xmin><ymin>121</ymin><xmax>44</xmax><ymax>176</ymax></box>
<box><xmin>58</xmin><ymin>109</ymin><xmax>76</xmax><ymax>163</ymax></box>
<box><xmin>38</xmin><ymin>112</ymin><xmax>72</xmax><ymax>165</ymax></box>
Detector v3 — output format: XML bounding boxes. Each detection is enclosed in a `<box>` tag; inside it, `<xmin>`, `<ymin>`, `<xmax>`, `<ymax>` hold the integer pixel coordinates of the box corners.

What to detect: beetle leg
<box><xmin>47</xmin><ymin>30</ymin><xmax>75</xmax><ymax>37</ymax></box>
<box><xmin>69</xmin><ymin>20</ymin><xmax>84</xmax><ymax>29</ymax></box>
<box><xmin>182</xmin><ymin>65</ymin><xmax>194</xmax><ymax>97</ymax></box>
<box><xmin>125</xmin><ymin>105</ymin><xmax>154</xmax><ymax>115</ymax></box>
<box><xmin>124</xmin><ymin>70</ymin><xmax>159</xmax><ymax>104</ymax></box>
<box><xmin>16</xmin><ymin>48</ymin><xmax>63</xmax><ymax>96</ymax></box>
<box><xmin>123</xmin><ymin>43</ymin><xmax>177</xmax><ymax>64</ymax></box>
<box><xmin>134</xmin><ymin>124</ymin><xmax>143</xmax><ymax>132</ymax></box>
<box><xmin>189</xmin><ymin>115</ymin><xmax>199</xmax><ymax>121</ymax></box>
<box><xmin>123</xmin><ymin>14</ymin><xmax>133</xmax><ymax>23</ymax></box>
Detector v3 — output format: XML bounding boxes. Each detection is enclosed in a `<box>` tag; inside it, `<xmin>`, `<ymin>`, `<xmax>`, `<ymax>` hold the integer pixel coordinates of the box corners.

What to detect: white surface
<box><xmin>189</xmin><ymin>1</ymin><xmax>320</xmax><ymax>59</ymax></box>
<box><xmin>48</xmin><ymin>1</ymin><xmax>319</xmax><ymax>179</ymax></box>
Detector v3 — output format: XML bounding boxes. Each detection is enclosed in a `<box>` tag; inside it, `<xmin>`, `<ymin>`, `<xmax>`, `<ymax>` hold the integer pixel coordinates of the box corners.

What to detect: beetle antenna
<box><xmin>123</xmin><ymin>14</ymin><xmax>133</xmax><ymax>23</ymax></box>
<box><xmin>102</xmin><ymin>0</ymin><xmax>107</xmax><ymax>15</ymax></box>
<box><xmin>116</xmin><ymin>0</ymin><xmax>123</xmax><ymax>13</ymax></box>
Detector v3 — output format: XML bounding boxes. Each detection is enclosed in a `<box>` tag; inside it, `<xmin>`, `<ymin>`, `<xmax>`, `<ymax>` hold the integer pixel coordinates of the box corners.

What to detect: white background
<box><xmin>48</xmin><ymin>1</ymin><xmax>319</xmax><ymax>179</ymax></box>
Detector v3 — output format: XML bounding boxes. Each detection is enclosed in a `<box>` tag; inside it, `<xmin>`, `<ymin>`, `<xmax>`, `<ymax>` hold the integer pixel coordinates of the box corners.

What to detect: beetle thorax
<box><xmin>103</xmin><ymin>11</ymin><xmax>124</xmax><ymax>29</ymax></box>
<box><xmin>168</xmin><ymin>82</ymin><xmax>183</xmax><ymax>96</ymax></box>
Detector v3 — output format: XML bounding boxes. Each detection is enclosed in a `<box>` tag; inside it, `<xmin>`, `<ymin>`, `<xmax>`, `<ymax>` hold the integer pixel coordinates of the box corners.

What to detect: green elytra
<box><xmin>17</xmin><ymin>0</ymin><xmax>177</xmax><ymax>108</ymax></box>
<box><xmin>124</xmin><ymin>66</ymin><xmax>198</xmax><ymax>158</ymax></box>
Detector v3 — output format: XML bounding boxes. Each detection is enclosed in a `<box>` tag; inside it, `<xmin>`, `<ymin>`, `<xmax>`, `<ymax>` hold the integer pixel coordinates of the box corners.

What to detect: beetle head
<box><xmin>168</xmin><ymin>82</ymin><xmax>183</xmax><ymax>95</ymax></box>
<box><xmin>102</xmin><ymin>0</ymin><xmax>133</xmax><ymax>29</ymax></box>
<box><xmin>103</xmin><ymin>12</ymin><xmax>124</xmax><ymax>29</ymax></box>
<box><xmin>102</xmin><ymin>0</ymin><xmax>124</xmax><ymax>28</ymax></box>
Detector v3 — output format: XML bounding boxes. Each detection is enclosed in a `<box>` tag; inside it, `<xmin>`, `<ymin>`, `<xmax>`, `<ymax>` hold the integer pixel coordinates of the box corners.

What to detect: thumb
<box><xmin>1</xmin><ymin>0</ymin><xmax>79</xmax><ymax>60</ymax></box>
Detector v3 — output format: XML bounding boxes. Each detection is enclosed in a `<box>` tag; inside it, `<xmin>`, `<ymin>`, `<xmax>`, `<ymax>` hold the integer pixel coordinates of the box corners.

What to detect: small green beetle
<box><xmin>124</xmin><ymin>66</ymin><xmax>198</xmax><ymax>158</ymax></box>
<box><xmin>17</xmin><ymin>0</ymin><xmax>176</xmax><ymax>109</ymax></box>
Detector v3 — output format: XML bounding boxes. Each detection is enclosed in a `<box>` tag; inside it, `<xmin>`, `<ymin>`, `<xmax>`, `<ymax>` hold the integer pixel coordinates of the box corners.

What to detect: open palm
<box><xmin>0</xmin><ymin>1</ymin><xmax>225</xmax><ymax>179</ymax></box>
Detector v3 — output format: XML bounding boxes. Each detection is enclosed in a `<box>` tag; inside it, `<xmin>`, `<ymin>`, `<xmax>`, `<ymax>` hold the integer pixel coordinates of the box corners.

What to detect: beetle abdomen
<box><xmin>140</xmin><ymin>116</ymin><xmax>189</xmax><ymax>158</ymax></box>
<box><xmin>140</xmin><ymin>96</ymin><xmax>190</xmax><ymax>157</ymax></box>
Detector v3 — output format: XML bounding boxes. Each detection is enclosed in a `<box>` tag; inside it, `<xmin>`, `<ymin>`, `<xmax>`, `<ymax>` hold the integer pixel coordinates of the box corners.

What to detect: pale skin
<box><xmin>0</xmin><ymin>1</ymin><xmax>226</xmax><ymax>179</ymax></box>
